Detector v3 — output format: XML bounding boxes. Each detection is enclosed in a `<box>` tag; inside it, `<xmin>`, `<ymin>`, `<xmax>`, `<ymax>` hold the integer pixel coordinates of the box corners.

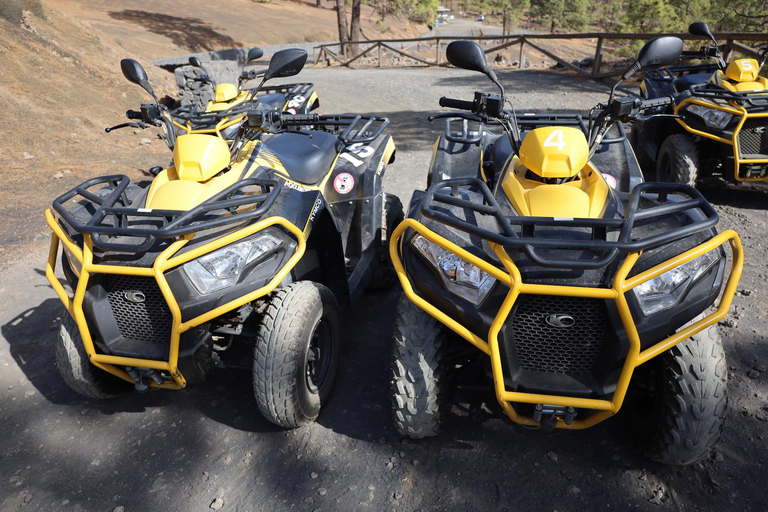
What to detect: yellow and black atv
<box><xmin>389</xmin><ymin>38</ymin><xmax>743</xmax><ymax>465</ymax></box>
<box><xmin>45</xmin><ymin>49</ymin><xmax>400</xmax><ymax>428</ymax></box>
<box><xmin>174</xmin><ymin>47</ymin><xmax>319</xmax><ymax>141</ymax></box>
<box><xmin>631</xmin><ymin>22</ymin><xmax>768</xmax><ymax>184</ymax></box>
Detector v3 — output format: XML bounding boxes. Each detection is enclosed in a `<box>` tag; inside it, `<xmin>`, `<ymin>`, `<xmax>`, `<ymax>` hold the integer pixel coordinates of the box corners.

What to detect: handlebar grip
<box><xmin>439</xmin><ymin>97</ymin><xmax>474</xmax><ymax>111</ymax></box>
<box><xmin>641</xmin><ymin>95</ymin><xmax>674</xmax><ymax>109</ymax></box>
<box><xmin>126</xmin><ymin>109</ymin><xmax>143</xmax><ymax>120</ymax></box>
<box><xmin>284</xmin><ymin>114</ymin><xmax>319</xmax><ymax>123</ymax></box>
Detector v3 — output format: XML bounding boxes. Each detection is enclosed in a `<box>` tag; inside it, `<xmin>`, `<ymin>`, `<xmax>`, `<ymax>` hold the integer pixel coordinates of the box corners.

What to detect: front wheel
<box><xmin>627</xmin><ymin>326</ymin><xmax>728</xmax><ymax>466</ymax></box>
<box><xmin>656</xmin><ymin>134</ymin><xmax>699</xmax><ymax>186</ymax></box>
<box><xmin>55</xmin><ymin>313</ymin><xmax>131</xmax><ymax>399</ymax></box>
<box><xmin>391</xmin><ymin>295</ymin><xmax>446</xmax><ymax>438</ymax></box>
<box><xmin>253</xmin><ymin>282</ymin><xmax>341</xmax><ymax>428</ymax></box>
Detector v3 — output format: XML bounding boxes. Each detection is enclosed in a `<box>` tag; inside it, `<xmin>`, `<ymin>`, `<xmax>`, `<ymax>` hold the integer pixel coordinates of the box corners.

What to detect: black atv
<box><xmin>631</xmin><ymin>22</ymin><xmax>768</xmax><ymax>184</ymax></box>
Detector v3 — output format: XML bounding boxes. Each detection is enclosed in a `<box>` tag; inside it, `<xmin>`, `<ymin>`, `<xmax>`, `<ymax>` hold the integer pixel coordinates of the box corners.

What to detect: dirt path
<box><xmin>2</xmin><ymin>62</ymin><xmax>768</xmax><ymax>511</ymax></box>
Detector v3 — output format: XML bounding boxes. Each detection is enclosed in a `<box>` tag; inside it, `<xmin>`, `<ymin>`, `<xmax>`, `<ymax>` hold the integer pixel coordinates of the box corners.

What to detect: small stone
<box><xmin>140</xmin><ymin>138</ymin><xmax>152</xmax><ymax>146</ymax></box>
<box><xmin>368</xmin><ymin>484</ymin><xmax>375</xmax><ymax>491</ymax></box>
<box><xmin>63</xmin><ymin>169</ymin><xmax>71</xmax><ymax>174</ymax></box>
<box><xmin>210</xmin><ymin>498</ymin><xmax>224</xmax><ymax>510</ymax></box>
<box><xmin>310</xmin><ymin>472</ymin><xmax>319</xmax><ymax>479</ymax></box>
<box><xmin>23</xmin><ymin>152</ymin><xmax>35</xmax><ymax>160</ymax></box>
<box><xmin>113</xmin><ymin>507</ymin><xmax>125</xmax><ymax>512</ymax></box>
<box><xmin>399</xmin><ymin>451</ymin><xmax>406</xmax><ymax>458</ymax></box>
<box><xmin>80</xmin><ymin>409</ymin><xmax>88</xmax><ymax>415</ymax></box>
<box><xmin>756</xmin><ymin>413</ymin><xmax>766</xmax><ymax>422</ymax></box>
<box><xmin>412</xmin><ymin>460</ymin><xmax>419</xmax><ymax>467</ymax></box>
<box><xmin>317</xmin><ymin>487</ymin><xmax>327</xmax><ymax>496</ymax></box>
<box><xmin>393</xmin><ymin>492</ymin><xmax>403</xmax><ymax>500</ymax></box>
<box><xmin>385</xmin><ymin>462</ymin><xmax>394</xmax><ymax>470</ymax></box>
<box><xmin>53</xmin><ymin>172</ymin><xmax>64</xmax><ymax>179</ymax></box>
<box><xmin>547</xmin><ymin>452</ymin><xmax>559</xmax><ymax>463</ymax></box>
<box><xmin>747</xmin><ymin>370</ymin><xmax>760</xmax><ymax>379</ymax></box>
<box><xmin>611</xmin><ymin>454</ymin><xmax>621</xmax><ymax>461</ymax></box>
<box><xmin>133</xmin><ymin>129</ymin><xmax>143</xmax><ymax>135</ymax></box>
<box><xmin>739</xmin><ymin>289</ymin><xmax>752</xmax><ymax>296</ymax></box>
<box><xmin>9</xmin><ymin>476</ymin><xmax>20</xmax><ymax>483</ymax></box>
<box><xmin>755</xmin><ymin>365</ymin><xmax>767</xmax><ymax>373</ymax></box>
<box><xmin>715</xmin><ymin>452</ymin><xmax>724</xmax><ymax>462</ymax></box>
<box><xmin>718</xmin><ymin>318</ymin><xmax>736</xmax><ymax>328</ymax></box>
<box><xmin>567</xmin><ymin>485</ymin><xmax>581</xmax><ymax>495</ymax></box>
<box><xmin>23</xmin><ymin>494</ymin><xmax>32</xmax><ymax>503</ymax></box>
<box><xmin>61</xmin><ymin>500</ymin><xmax>70</xmax><ymax>505</ymax></box>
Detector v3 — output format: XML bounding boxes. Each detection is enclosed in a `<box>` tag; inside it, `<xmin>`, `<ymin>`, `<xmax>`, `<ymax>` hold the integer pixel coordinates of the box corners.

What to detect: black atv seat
<box><xmin>672</xmin><ymin>73</ymin><xmax>712</xmax><ymax>93</ymax></box>
<box><xmin>256</xmin><ymin>92</ymin><xmax>286</xmax><ymax>111</ymax></box>
<box><xmin>262</xmin><ymin>131</ymin><xmax>339</xmax><ymax>185</ymax></box>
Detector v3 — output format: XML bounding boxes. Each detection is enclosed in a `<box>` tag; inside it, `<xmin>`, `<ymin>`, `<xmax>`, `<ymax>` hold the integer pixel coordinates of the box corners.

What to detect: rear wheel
<box><xmin>627</xmin><ymin>326</ymin><xmax>728</xmax><ymax>466</ymax></box>
<box><xmin>253</xmin><ymin>282</ymin><xmax>341</xmax><ymax>428</ymax></box>
<box><xmin>391</xmin><ymin>295</ymin><xmax>445</xmax><ymax>438</ymax></box>
<box><xmin>55</xmin><ymin>313</ymin><xmax>131</xmax><ymax>399</ymax></box>
<box><xmin>369</xmin><ymin>193</ymin><xmax>404</xmax><ymax>289</ymax></box>
<box><xmin>656</xmin><ymin>134</ymin><xmax>699</xmax><ymax>186</ymax></box>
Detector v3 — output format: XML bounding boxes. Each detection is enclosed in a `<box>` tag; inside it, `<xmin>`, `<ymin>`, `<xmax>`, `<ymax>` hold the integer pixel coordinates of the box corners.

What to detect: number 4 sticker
<box><xmin>543</xmin><ymin>129</ymin><xmax>567</xmax><ymax>151</ymax></box>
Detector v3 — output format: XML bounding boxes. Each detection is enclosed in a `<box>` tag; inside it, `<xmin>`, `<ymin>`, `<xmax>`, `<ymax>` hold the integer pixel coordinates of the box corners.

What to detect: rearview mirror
<box><xmin>264</xmin><ymin>49</ymin><xmax>307</xmax><ymax>81</ymax></box>
<box><xmin>446</xmin><ymin>40</ymin><xmax>488</xmax><ymax>74</ymax></box>
<box><xmin>120</xmin><ymin>58</ymin><xmax>156</xmax><ymax>99</ymax></box>
<box><xmin>247</xmin><ymin>47</ymin><xmax>264</xmax><ymax>62</ymax></box>
<box><xmin>188</xmin><ymin>56</ymin><xmax>204</xmax><ymax>68</ymax></box>
<box><xmin>621</xmin><ymin>36</ymin><xmax>683</xmax><ymax>80</ymax></box>
<box><xmin>689</xmin><ymin>21</ymin><xmax>717</xmax><ymax>44</ymax></box>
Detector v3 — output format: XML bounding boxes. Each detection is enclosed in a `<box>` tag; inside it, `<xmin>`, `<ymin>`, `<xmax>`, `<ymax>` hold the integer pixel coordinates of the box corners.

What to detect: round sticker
<box><xmin>334</xmin><ymin>173</ymin><xmax>355</xmax><ymax>194</ymax></box>
<box><xmin>602</xmin><ymin>173</ymin><xmax>617</xmax><ymax>189</ymax></box>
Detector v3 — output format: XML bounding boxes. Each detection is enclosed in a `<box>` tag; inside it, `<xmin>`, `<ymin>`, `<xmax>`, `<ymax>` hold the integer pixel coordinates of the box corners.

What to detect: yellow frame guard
<box><xmin>675</xmin><ymin>97</ymin><xmax>768</xmax><ymax>182</ymax></box>
<box><xmin>45</xmin><ymin>209</ymin><xmax>306</xmax><ymax>389</ymax></box>
<box><xmin>390</xmin><ymin>218</ymin><xmax>743</xmax><ymax>429</ymax></box>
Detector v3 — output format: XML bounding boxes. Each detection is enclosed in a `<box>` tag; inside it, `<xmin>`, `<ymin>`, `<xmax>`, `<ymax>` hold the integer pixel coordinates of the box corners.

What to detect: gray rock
<box><xmin>547</xmin><ymin>452</ymin><xmax>559</xmax><ymax>463</ymax></box>
<box><xmin>311</xmin><ymin>472</ymin><xmax>318</xmax><ymax>479</ymax></box>
<box><xmin>317</xmin><ymin>487</ymin><xmax>327</xmax><ymax>496</ymax></box>
<box><xmin>210</xmin><ymin>498</ymin><xmax>224</xmax><ymax>510</ymax></box>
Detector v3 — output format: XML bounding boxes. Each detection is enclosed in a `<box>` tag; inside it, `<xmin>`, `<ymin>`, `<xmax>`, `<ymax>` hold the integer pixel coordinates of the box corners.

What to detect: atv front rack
<box><xmin>53</xmin><ymin>175</ymin><xmax>281</xmax><ymax>252</ymax></box>
<box><xmin>420</xmin><ymin>178</ymin><xmax>718</xmax><ymax>269</ymax></box>
<box><xmin>644</xmin><ymin>63</ymin><xmax>720</xmax><ymax>81</ymax></box>
<box><xmin>680</xmin><ymin>82</ymin><xmax>768</xmax><ymax>107</ymax></box>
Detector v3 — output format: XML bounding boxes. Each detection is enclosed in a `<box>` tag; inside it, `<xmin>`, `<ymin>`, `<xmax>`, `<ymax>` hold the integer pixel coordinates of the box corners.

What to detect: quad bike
<box><xmin>174</xmin><ymin>47</ymin><xmax>319</xmax><ymax>140</ymax></box>
<box><xmin>45</xmin><ymin>48</ymin><xmax>400</xmax><ymax>428</ymax></box>
<box><xmin>389</xmin><ymin>38</ymin><xmax>743</xmax><ymax>465</ymax></box>
<box><xmin>631</xmin><ymin>21</ymin><xmax>768</xmax><ymax>184</ymax></box>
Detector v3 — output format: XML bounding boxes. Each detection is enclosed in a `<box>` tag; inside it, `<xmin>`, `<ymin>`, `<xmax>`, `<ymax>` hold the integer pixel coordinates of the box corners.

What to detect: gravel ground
<box><xmin>1</xmin><ymin>67</ymin><xmax>767</xmax><ymax>511</ymax></box>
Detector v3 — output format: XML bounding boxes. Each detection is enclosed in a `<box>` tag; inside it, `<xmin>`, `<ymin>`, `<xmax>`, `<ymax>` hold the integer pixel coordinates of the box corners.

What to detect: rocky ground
<box><xmin>1</xmin><ymin>3</ymin><xmax>767</xmax><ymax>512</ymax></box>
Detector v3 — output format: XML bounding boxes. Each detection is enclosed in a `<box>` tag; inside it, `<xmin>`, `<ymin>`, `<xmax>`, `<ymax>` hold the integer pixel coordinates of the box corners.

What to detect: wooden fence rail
<box><xmin>313</xmin><ymin>32</ymin><xmax>768</xmax><ymax>79</ymax></box>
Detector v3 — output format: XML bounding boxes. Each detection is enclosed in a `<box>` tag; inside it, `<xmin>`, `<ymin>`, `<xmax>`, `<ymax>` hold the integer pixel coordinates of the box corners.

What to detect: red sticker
<box><xmin>334</xmin><ymin>173</ymin><xmax>355</xmax><ymax>194</ymax></box>
<box><xmin>602</xmin><ymin>173</ymin><xmax>617</xmax><ymax>189</ymax></box>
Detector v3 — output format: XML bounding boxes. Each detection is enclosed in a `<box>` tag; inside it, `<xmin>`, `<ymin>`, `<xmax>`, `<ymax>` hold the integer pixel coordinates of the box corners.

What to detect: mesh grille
<box><xmin>738</xmin><ymin>118</ymin><xmax>768</xmax><ymax>156</ymax></box>
<box><xmin>511</xmin><ymin>295</ymin><xmax>606</xmax><ymax>374</ymax></box>
<box><xmin>105</xmin><ymin>275</ymin><xmax>172</xmax><ymax>344</ymax></box>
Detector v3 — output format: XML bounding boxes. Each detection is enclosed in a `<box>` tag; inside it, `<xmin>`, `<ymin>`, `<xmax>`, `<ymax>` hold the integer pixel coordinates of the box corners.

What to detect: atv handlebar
<box><xmin>126</xmin><ymin>109</ymin><xmax>143</xmax><ymax>120</ymax></box>
<box><xmin>439</xmin><ymin>97</ymin><xmax>475</xmax><ymax>111</ymax></box>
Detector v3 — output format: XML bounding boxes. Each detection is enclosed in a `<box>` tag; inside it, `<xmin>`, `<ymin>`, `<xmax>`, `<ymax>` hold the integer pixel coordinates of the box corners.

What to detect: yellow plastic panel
<box><xmin>726</xmin><ymin>59</ymin><xmax>760</xmax><ymax>82</ymax></box>
<box><xmin>214</xmin><ymin>83</ymin><xmax>239</xmax><ymax>102</ymax></box>
<box><xmin>526</xmin><ymin>185</ymin><xmax>590</xmax><ymax>217</ymax></box>
<box><xmin>172</xmin><ymin>134</ymin><xmax>231</xmax><ymax>181</ymax></box>
<box><xmin>518</xmin><ymin>127</ymin><xmax>589</xmax><ymax>179</ymax></box>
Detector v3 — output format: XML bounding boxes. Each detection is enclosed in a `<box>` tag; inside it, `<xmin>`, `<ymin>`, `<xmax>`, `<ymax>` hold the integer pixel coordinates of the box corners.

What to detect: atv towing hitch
<box><xmin>534</xmin><ymin>405</ymin><xmax>577</xmax><ymax>431</ymax></box>
<box><xmin>125</xmin><ymin>367</ymin><xmax>164</xmax><ymax>393</ymax></box>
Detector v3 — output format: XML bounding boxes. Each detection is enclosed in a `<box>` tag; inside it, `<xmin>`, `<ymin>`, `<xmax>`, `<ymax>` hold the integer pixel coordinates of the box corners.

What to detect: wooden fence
<box><xmin>314</xmin><ymin>32</ymin><xmax>768</xmax><ymax>78</ymax></box>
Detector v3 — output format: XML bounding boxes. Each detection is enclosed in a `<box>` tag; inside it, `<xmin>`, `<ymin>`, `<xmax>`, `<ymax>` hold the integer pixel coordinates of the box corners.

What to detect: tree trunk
<box><xmin>335</xmin><ymin>0</ymin><xmax>349</xmax><ymax>57</ymax></box>
<box><xmin>349</xmin><ymin>0</ymin><xmax>362</xmax><ymax>56</ymax></box>
<box><xmin>503</xmin><ymin>9</ymin><xmax>508</xmax><ymax>35</ymax></box>
<box><xmin>316</xmin><ymin>0</ymin><xmax>321</xmax><ymax>8</ymax></box>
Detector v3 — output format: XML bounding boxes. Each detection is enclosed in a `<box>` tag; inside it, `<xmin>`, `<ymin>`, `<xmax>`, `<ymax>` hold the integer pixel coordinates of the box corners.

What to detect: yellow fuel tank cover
<box><xmin>725</xmin><ymin>59</ymin><xmax>759</xmax><ymax>82</ymax></box>
<box><xmin>173</xmin><ymin>134</ymin><xmax>231</xmax><ymax>181</ymax></box>
<box><xmin>518</xmin><ymin>126</ymin><xmax>589</xmax><ymax>179</ymax></box>
<box><xmin>214</xmin><ymin>83</ymin><xmax>239</xmax><ymax>102</ymax></box>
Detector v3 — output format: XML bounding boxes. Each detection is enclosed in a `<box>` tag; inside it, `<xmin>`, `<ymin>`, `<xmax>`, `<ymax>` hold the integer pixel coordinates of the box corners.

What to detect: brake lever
<box><xmin>635</xmin><ymin>113</ymin><xmax>682</xmax><ymax>122</ymax></box>
<box><xmin>105</xmin><ymin>121</ymin><xmax>146</xmax><ymax>133</ymax></box>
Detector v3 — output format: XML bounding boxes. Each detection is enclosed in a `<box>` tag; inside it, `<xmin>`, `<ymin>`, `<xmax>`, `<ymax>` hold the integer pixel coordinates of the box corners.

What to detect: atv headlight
<box><xmin>183</xmin><ymin>232</ymin><xmax>282</xmax><ymax>294</ymax></box>
<box><xmin>685</xmin><ymin>104</ymin><xmax>734</xmax><ymax>129</ymax></box>
<box><xmin>411</xmin><ymin>234</ymin><xmax>495</xmax><ymax>305</ymax></box>
<box><xmin>633</xmin><ymin>249</ymin><xmax>719</xmax><ymax>315</ymax></box>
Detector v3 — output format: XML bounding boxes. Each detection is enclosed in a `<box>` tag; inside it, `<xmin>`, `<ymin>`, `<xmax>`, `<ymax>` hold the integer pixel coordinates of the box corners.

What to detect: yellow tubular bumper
<box><xmin>675</xmin><ymin>98</ymin><xmax>768</xmax><ymax>182</ymax></box>
<box><xmin>45</xmin><ymin>209</ymin><xmax>306</xmax><ymax>389</ymax></box>
<box><xmin>390</xmin><ymin>218</ymin><xmax>743</xmax><ymax>429</ymax></box>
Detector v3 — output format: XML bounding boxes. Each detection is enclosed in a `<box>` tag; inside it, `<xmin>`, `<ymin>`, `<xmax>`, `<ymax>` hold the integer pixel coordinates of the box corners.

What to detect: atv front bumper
<box><xmin>390</xmin><ymin>217</ymin><xmax>743</xmax><ymax>430</ymax></box>
<box><xmin>45</xmin><ymin>209</ymin><xmax>305</xmax><ymax>389</ymax></box>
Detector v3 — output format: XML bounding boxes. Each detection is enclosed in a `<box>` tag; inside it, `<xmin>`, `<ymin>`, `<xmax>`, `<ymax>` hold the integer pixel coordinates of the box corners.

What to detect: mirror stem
<box><xmin>485</xmin><ymin>67</ymin><xmax>504</xmax><ymax>96</ymax></box>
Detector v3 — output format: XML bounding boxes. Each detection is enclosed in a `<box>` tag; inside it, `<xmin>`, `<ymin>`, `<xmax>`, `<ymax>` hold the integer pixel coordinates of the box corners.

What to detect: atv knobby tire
<box><xmin>391</xmin><ymin>295</ymin><xmax>445</xmax><ymax>438</ymax></box>
<box><xmin>253</xmin><ymin>282</ymin><xmax>341</xmax><ymax>428</ymax></box>
<box><xmin>55</xmin><ymin>313</ymin><xmax>131</xmax><ymax>399</ymax></box>
<box><xmin>369</xmin><ymin>193</ymin><xmax>404</xmax><ymax>289</ymax></box>
<box><xmin>630</xmin><ymin>326</ymin><xmax>728</xmax><ymax>466</ymax></box>
<box><xmin>656</xmin><ymin>134</ymin><xmax>699</xmax><ymax>186</ymax></box>
<box><xmin>628</xmin><ymin>125</ymin><xmax>653</xmax><ymax>176</ymax></box>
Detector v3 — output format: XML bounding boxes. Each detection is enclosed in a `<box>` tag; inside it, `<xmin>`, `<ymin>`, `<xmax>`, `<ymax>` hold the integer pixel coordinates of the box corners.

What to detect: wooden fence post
<box><xmin>592</xmin><ymin>37</ymin><xmax>604</xmax><ymax>76</ymax></box>
<box><xmin>519</xmin><ymin>38</ymin><xmax>526</xmax><ymax>69</ymax></box>
<box><xmin>436</xmin><ymin>38</ymin><xmax>441</xmax><ymax>65</ymax></box>
<box><xmin>378</xmin><ymin>43</ymin><xmax>382</xmax><ymax>68</ymax></box>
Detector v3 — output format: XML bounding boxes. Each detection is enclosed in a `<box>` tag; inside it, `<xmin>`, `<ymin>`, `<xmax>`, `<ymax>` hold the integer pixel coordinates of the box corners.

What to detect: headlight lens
<box><xmin>183</xmin><ymin>232</ymin><xmax>282</xmax><ymax>294</ymax></box>
<box><xmin>686</xmin><ymin>104</ymin><xmax>734</xmax><ymax>129</ymax></box>
<box><xmin>411</xmin><ymin>234</ymin><xmax>495</xmax><ymax>305</ymax></box>
<box><xmin>633</xmin><ymin>249</ymin><xmax>719</xmax><ymax>315</ymax></box>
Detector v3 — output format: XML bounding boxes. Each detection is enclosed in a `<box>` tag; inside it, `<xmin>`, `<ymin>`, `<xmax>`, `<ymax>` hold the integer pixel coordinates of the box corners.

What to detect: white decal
<box><xmin>741</xmin><ymin>60</ymin><xmax>754</xmax><ymax>71</ymax></box>
<box><xmin>334</xmin><ymin>173</ymin><xmax>355</xmax><ymax>194</ymax></box>
<box><xmin>286</xmin><ymin>95</ymin><xmax>306</xmax><ymax>109</ymax></box>
<box><xmin>543</xmin><ymin>129</ymin><xmax>567</xmax><ymax>151</ymax></box>
<box><xmin>310</xmin><ymin>196</ymin><xmax>323</xmax><ymax>222</ymax></box>
<box><xmin>339</xmin><ymin>152</ymin><xmax>364</xmax><ymax>167</ymax></box>
<box><xmin>339</xmin><ymin>143</ymin><xmax>373</xmax><ymax>167</ymax></box>
<box><xmin>283</xmin><ymin>180</ymin><xmax>310</xmax><ymax>192</ymax></box>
